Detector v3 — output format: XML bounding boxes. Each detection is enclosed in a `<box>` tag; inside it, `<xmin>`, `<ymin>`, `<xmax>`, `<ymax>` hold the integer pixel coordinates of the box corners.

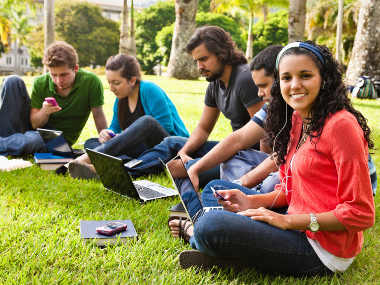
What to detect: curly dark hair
<box><xmin>186</xmin><ymin>26</ymin><xmax>247</xmax><ymax>66</ymax></box>
<box><xmin>264</xmin><ymin>41</ymin><xmax>373</xmax><ymax>166</ymax></box>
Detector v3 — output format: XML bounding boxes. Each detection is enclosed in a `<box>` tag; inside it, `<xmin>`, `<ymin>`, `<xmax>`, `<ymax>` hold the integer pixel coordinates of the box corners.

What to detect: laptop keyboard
<box><xmin>193</xmin><ymin>207</ymin><xmax>224</xmax><ymax>223</ymax></box>
<box><xmin>134</xmin><ymin>184</ymin><xmax>167</xmax><ymax>199</ymax></box>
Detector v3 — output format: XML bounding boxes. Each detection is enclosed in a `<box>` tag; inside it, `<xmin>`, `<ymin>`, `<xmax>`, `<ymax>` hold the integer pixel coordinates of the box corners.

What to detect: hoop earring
<box><xmin>322</xmin><ymin>81</ymin><xmax>325</xmax><ymax>89</ymax></box>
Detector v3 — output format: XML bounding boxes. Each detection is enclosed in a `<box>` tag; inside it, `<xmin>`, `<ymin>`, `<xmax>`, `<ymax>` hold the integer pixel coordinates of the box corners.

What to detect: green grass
<box><xmin>1</xmin><ymin>75</ymin><xmax>379</xmax><ymax>284</ymax></box>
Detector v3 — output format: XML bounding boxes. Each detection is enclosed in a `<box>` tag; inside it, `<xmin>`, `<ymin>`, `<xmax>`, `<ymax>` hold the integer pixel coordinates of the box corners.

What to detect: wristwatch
<box><xmin>308</xmin><ymin>213</ymin><xmax>319</xmax><ymax>233</ymax></box>
<box><xmin>232</xmin><ymin>179</ymin><xmax>242</xmax><ymax>186</ymax></box>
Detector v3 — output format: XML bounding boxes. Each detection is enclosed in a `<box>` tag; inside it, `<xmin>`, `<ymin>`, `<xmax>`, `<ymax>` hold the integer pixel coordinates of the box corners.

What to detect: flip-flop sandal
<box><xmin>168</xmin><ymin>216</ymin><xmax>192</xmax><ymax>244</ymax></box>
<box><xmin>68</xmin><ymin>160</ymin><xmax>99</xmax><ymax>180</ymax></box>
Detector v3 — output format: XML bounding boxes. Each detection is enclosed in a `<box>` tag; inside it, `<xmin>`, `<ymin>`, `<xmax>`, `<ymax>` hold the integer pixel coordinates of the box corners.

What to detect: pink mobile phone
<box><xmin>45</xmin><ymin>97</ymin><xmax>58</xmax><ymax>107</ymax></box>
<box><xmin>96</xmin><ymin>222</ymin><xmax>128</xmax><ymax>236</ymax></box>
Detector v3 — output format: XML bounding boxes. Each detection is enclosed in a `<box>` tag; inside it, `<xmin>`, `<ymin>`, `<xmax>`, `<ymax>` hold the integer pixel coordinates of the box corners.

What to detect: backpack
<box><xmin>351</xmin><ymin>76</ymin><xmax>378</xmax><ymax>99</ymax></box>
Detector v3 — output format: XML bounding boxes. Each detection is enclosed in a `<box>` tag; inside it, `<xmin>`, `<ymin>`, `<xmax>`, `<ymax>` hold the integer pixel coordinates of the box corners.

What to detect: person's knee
<box><xmin>3</xmin><ymin>75</ymin><xmax>23</xmax><ymax>87</ymax></box>
<box><xmin>193</xmin><ymin>211</ymin><xmax>228</xmax><ymax>241</ymax></box>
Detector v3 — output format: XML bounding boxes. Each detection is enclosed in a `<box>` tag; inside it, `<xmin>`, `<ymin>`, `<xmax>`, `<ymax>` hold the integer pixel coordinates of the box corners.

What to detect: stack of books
<box><xmin>34</xmin><ymin>153</ymin><xmax>72</xmax><ymax>170</ymax></box>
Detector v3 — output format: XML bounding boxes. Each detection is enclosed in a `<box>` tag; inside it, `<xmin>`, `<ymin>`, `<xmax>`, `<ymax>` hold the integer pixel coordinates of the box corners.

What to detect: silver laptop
<box><xmin>86</xmin><ymin>148</ymin><xmax>177</xmax><ymax>203</ymax></box>
<box><xmin>160</xmin><ymin>156</ymin><xmax>224</xmax><ymax>226</ymax></box>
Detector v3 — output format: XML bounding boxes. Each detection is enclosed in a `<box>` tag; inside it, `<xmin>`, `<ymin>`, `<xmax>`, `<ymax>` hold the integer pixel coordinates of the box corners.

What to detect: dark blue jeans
<box><xmin>124</xmin><ymin>136</ymin><xmax>219</xmax><ymax>178</ymax></box>
<box><xmin>0</xmin><ymin>76</ymin><xmax>47</xmax><ymax>156</ymax></box>
<box><xmin>189</xmin><ymin>181</ymin><xmax>331</xmax><ymax>277</ymax></box>
<box><xmin>85</xmin><ymin>115</ymin><xmax>170</xmax><ymax>162</ymax></box>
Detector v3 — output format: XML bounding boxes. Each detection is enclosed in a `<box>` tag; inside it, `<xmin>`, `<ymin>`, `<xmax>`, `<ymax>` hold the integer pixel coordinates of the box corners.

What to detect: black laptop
<box><xmin>161</xmin><ymin>156</ymin><xmax>224</xmax><ymax>226</ymax></box>
<box><xmin>37</xmin><ymin>128</ymin><xmax>85</xmax><ymax>158</ymax></box>
<box><xmin>86</xmin><ymin>148</ymin><xmax>178</xmax><ymax>203</ymax></box>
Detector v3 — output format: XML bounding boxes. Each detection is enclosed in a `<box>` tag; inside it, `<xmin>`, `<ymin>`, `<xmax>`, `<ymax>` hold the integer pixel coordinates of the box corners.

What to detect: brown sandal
<box><xmin>168</xmin><ymin>216</ymin><xmax>192</xmax><ymax>244</ymax></box>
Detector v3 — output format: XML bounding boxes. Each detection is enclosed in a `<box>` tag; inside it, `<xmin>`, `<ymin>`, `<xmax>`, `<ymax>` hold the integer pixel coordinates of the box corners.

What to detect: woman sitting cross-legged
<box><xmin>169</xmin><ymin>41</ymin><xmax>375</xmax><ymax>277</ymax></box>
<box><xmin>65</xmin><ymin>54</ymin><xmax>189</xmax><ymax>179</ymax></box>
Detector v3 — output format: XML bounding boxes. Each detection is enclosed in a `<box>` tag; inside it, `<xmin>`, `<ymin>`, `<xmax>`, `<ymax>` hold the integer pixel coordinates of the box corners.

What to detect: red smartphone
<box><xmin>96</xmin><ymin>222</ymin><xmax>128</xmax><ymax>236</ymax></box>
<box><xmin>45</xmin><ymin>97</ymin><xmax>59</xmax><ymax>107</ymax></box>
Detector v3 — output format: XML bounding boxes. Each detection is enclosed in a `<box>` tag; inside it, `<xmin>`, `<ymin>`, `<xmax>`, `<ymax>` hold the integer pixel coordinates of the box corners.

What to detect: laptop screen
<box><xmin>37</xmin><ymin>128</ymin><xmax>74</xmax><ymax>157</ymax></box>
<box><xmin>86</xmin><ymin>149</ymin><xmax>140</xmax><ymax>200</ymax></box>
<box><xmin>162</xmin><ymin>156</ymin><xmax>203</xmax><ymax>225</ymax></box>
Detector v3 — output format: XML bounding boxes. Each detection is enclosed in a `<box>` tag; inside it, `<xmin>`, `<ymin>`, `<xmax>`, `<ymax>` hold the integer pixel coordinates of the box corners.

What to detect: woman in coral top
<box><xmin>172</xmin><ymin>41</ymin><xmax>375</xmax><ymax>276</ymax></box>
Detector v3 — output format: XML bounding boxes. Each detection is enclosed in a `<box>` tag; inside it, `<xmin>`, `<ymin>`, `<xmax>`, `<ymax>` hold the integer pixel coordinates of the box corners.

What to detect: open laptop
<box><xmin>86</xmin><ymin>148</ymin><xmax>177</xmax><ymax>203</ymax></box>
<box><xmin>37</xmin><ymin>128</ymin><xmax>85</xmax><ymax>158</ymax></box>
<box><xmin>161</xmin><ymin>156</ymin><xmax>224</xmax><ymax>226</ymax></box>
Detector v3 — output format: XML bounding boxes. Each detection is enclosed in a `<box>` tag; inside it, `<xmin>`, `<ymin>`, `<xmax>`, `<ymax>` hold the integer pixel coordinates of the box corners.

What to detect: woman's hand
<box><xmin>215</xmin><ymin>189</ymin><xmax>252</xmax><ymax>212</ymax></box>
<box><xmin>238</xmin><ymin>207</ymin><xmax>288</xmax><ymax>230</ymax></box>
<box><xmin>98</xmin><ymin>129</ymin><xmax>115</xmax><ymax>144</ymax></box>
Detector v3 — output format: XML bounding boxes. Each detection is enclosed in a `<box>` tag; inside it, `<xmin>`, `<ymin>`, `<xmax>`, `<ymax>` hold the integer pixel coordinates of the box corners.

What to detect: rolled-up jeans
<box><xmin>0</xmin><ymin>75</ymin><xmax>47</xmax><ymax>156</ymax></box>
<box><xmin>189</xmin><ymin>180</ymin><xmax>332</xmax><ymax>277</ymax></box>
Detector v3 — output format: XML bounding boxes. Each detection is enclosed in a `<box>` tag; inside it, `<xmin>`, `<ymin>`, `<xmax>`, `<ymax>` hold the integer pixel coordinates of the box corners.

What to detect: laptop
<box><xmin>161</xmin><ymin>156</ymin><xmax>224</xmax><ymax>226</ymax></box>
<box><xmin>86</xmin><ymin>148</ymin><xmax>178</xmax><ymax>203</ymax></box>
<box><xmin>37</xmin><ymin>128</ymin><xmax>85</xmax><ymax>158</ymax></box>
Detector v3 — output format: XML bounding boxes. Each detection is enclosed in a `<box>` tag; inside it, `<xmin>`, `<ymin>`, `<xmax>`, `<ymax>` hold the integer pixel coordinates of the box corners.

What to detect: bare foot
<box><xmin>169</xmin><ymin>219</ymin><xmax>194</xmax><ymax>239</ymax></box>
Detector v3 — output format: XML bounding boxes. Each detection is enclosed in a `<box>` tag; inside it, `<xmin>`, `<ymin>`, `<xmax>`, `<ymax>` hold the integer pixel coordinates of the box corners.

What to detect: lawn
<box><xmin>0</xmin><ymin>75</ymin><xmax>379</xmax><ymax>284</ymax></box>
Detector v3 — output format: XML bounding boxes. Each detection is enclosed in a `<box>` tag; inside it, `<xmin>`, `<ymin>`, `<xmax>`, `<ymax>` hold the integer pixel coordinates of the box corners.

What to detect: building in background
<box><xmin>0</xmin><ymin>0</ymin><xmax>142</xmax><ymax>75</ymax></box>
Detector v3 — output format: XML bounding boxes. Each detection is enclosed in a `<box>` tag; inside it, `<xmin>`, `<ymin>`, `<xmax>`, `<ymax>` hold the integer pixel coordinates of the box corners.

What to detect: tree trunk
<box><xmin>44</xmin><ymin>0</ymin><xmax>55</xmax><ymax>73</ymax></box>
<box><xmin>167</xmin><ymin>0</ymin><xmax>198</xmax><ymax>80</ymax></box>
<box><xmin>119</xmin><ymin>0</ymin><xmax>129</xmax><ymax>54</ymax></box>
<box><xmin>346</xmin><ymin>0</ymin><xmax>380</xmax><ymax>86</ymax></box>
<box><xmin>335</xmin><ymin>0</ymin><xmax>344</xmax><ymax>63</ymax></box>
<box><xmin>128</xmin><ymin>0</ymin><xmax>136</xmax><ymax>56</ymax></box>
<box><xmin>246</xmin><ymin>12</ymin><xmax>253</xmax><ymax>62</ymax></box>
<box><xmin>288</xmin><ymin>0</ymin><xmax>306</xmax><ymax>43</ymax></box>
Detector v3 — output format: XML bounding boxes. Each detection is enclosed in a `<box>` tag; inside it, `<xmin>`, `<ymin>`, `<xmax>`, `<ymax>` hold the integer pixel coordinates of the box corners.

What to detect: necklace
<box><xmin>296</xmin><ymin>123</ymin><xmax>309</xmax><ymax>150</ymax></box>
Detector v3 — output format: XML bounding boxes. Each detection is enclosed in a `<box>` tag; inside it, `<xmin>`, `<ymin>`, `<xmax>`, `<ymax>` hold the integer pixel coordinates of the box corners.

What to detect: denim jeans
<box><xmin>201</xmin><ymin>149</ymin><xmax>280</xmax><ymax>207</ymax></box>
<box><xmin>125</xmin><ymin>136</ymin><xmax>219</xmax><ymax>178</ymax></box>
<box><xmin>189</xmin><ymin>210</ymin><xmax>332</xmax><ymax>277</ymax></box>
<box><xmin>0</xmin><ymin>76</ymin><xmax>47</xmax><ymax>156</ymax></box>
<box><xmin>85</xmin><ymin>115</ymin><xmax>170</xmax><ymax>162</ymax></box>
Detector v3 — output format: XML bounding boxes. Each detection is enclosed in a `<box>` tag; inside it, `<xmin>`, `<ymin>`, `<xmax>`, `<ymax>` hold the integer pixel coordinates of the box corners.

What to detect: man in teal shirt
<box><xmin>0</xmin><ymin>41</ymin><xmax>107</xmax><ymax>155</ymax></box>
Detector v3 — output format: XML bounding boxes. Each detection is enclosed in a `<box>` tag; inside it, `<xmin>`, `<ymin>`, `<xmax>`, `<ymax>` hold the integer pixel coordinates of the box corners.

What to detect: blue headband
<box><xmin>275</xmin><ymin>42</ymin><xmax>326</xmax><ymax>69</ymax></box>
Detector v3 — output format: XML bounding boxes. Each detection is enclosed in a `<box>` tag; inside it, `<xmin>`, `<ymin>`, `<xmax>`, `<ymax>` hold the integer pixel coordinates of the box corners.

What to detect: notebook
<box><xmin>37</xmin><ymin>128</ymin><xmax>85</xmax><ymax>158</ymax></box>
<box><xmin>160</xmin><ymin>156</ymin><xmax>224</xmax><ymax>226</ymax></box>
<box><xmin>86</xmin><ymin>148</ymin><xmax>178</xmax><ymax>203</ymax></box>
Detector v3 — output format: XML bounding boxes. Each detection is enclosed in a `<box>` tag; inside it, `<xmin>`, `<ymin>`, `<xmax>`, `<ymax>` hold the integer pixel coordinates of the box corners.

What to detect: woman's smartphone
<box><xmin>45</xmin><ymin>97</ymin><xmax>59</xmax><ymax>107</ymax></box>
<box><xmin>211</xmin><ymin>187</ymin><xmax>228</xmax><ymax>201</ymax></box>
<box><xmin>96</xmin><ymin>222</ymin><xmax>128</xmax><ymax>236</ymax></box>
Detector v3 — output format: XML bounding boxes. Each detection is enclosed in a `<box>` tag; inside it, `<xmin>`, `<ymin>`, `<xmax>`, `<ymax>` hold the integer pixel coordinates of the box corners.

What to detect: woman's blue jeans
<box><xmin>84</xmin><ymin>115</ymin><xmax>170</xmax><ymax>161</ymax></box>
<box><xmin>189</xmin><ymin>180</ymin><xmax>332</xmax><ymax>277</ymax></box>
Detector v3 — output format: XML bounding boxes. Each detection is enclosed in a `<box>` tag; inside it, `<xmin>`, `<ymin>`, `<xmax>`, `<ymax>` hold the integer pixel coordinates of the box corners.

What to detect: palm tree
<box><xmin>167</xmin><ymin>0</ymin><xmax>198</xmax><ymax>79</ymax></box>
<box><xmin>288</xmin><ymin>0</ymin><xmax>306</xmax><ymax>43</ymax></box>
<box><xmin>346</xmin><ymin>0</ymin><xmax>380</xmax><ymax>86</ymax></box>
<box><xmin>119</xmin><ymin>0</ymin><xmax>128</xmax><ymax>54</ymax></box>
<box><xmin>10</xmin><ymin>3</ymin><xmax>34</xmax><ymax>75</ymax></box>
<box><xmin>128</xmin><ymin>0</ymin><xmax>136</xmax><ymax>56</ymax></box>
<box><xmin>306</xmin><ymin>0</ymin><xmax>361</xmax><ymax>66</ymax></box>
<box><xmin>44</xmin><ymin>0</ymin><xmax>54</xmax><ymax>73</ymax></box>
<box><xmin>211</xmin><ymin>0</ymin><xmax>288</xmax><ymax>62</ymax></box>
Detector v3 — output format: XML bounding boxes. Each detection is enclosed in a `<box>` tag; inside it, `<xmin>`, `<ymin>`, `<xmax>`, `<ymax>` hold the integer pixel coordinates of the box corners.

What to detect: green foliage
<box><xmin>306</xmin><ymin>0</ymin><xmax>360</xmax><ymax>67</ymax></box>
<box><xmin>26</xmin><ymin>23</ymin><xmax>43</xmax><ymax>68</ymax></box>
<box><xmin>55</xmin><ymin>0</ymin><xmax>119</xmax><ymax>67</ymax></box>
<box><xmin>135</xmin><ymin>1</ymin><xmax>176</xmax><ymax>74</ymax></box>
<box><xmin>155</xmin><ymin>12</ymin><xmax>245</xmax><ymax>66</ymax></box>
<box><xmin>245</xmin><ymin>9</ymin><xmax>288</xmax><ymax>57</ymax></box>
<box><xmin>198</xmin><ymin>0</ymin><xmax>211</xmax><ymax>13</ymax></box>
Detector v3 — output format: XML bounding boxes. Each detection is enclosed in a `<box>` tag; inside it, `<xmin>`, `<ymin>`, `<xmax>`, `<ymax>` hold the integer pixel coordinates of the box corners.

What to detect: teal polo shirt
<box><xmin>30</xmin><ymin>69</ymin><xmax>104</xmax><ymax>146</ymax></box>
